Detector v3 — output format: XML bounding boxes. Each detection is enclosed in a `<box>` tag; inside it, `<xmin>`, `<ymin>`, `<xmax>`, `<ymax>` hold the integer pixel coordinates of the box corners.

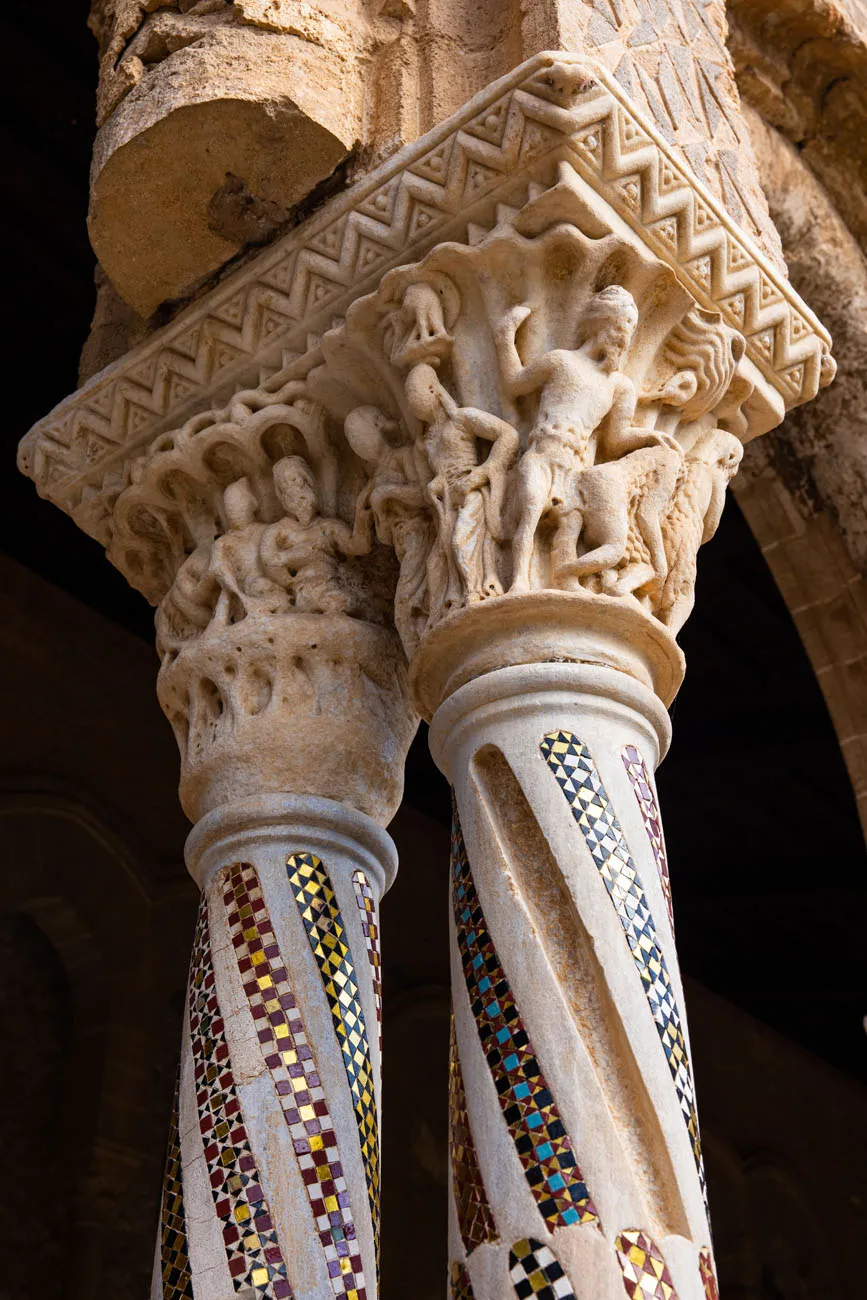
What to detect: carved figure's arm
<box><xmin>597</xmin><ymin>378</ymin><xmax>641</xmax><ymax>455</ymax></box>
<box><xmin>457</xmin><ymin>408</ymin><xmax>520</xmax><ymax>485</ymax></box>
<box><xmin>494</xmin><ymin>304</ymin><xmax>552</xmax><ymax>397</ymax></box>
<box><xmin>372</xmin><ymin>482</ymin><xmax>426</xmax><ymax>512</ymax></box>
<box><xmin>326</xmin><ymin>513</ymin><xmax>370</xmax><ymax>558</ymax></box>
<box><xmin>600</xmin><ymin>379</ymin><xmax>680</xmax><ymax>458</ymax></box>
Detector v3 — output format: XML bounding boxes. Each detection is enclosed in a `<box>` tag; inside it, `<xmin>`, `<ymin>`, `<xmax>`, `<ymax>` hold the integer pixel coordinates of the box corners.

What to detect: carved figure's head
<box><xmin>404</xmin><ymin>363</ymin><xmax>443</xmax><ymax>424</ymax></box>
<box><xmin>387</xmin><ymin>276</ymin><xmax>459</xmax><ymax>369</ymax></box>
<box><xmin>714</xmin><ymin>431</ymin><xmax>744</xmax><ymax>479</ymax></box>
<box><xmin>223</xmin><ymin>476</ymin><xmax>258</xmax><ymax>531</ymax></box>
<box><xmin>578</xmin><ymin>286</ymin><xmax>639</xmax><ymax>370</ymax></box>
<box><xmin>526</xmin><ymin>61</ymin><xmax>598</xmax><ymax>108</ymax></box>
<box><xmin>345</xmin><ymin>405</ymin><xmax>399</xmax><ymax>463</ymax></box>
<box><xmin>692</xmin><ymin>428</ymin><xmax>743</xmax><ymax>478</ymax></box>
<box><xmin>658</xmin><ymin>309</ymin><xmax>744</xmax><ymax>421</ymax></box>
<box><xmin>273</xmin><ymin>456</ymin><xmax>319</xmax><ymax>526</ymax></box>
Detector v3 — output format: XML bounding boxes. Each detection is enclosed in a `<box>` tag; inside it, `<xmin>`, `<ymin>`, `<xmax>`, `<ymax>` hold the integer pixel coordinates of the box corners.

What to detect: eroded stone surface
<box><xmin>86</xmin><ymin>0</ymin><xmax>787</xmax><ymax>319</ymax></box>
<box><xmin>730</xmin><ymin>0</ymin><xmax>867</xmax><ymax>254</ymax></box>
<box><xmin>88</xmin><ymin>0</ymin><xmax>375</xmax><ymax>313</ymax></box>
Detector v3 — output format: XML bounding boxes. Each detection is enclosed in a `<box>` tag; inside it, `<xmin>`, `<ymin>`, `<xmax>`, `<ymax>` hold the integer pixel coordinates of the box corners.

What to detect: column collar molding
<box><xmin>19</xmin><ymin>49</ymin><xmax>833</xmax><ymax>544</ymax></box>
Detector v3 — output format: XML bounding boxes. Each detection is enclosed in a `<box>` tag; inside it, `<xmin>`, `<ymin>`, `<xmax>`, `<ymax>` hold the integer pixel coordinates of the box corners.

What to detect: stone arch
<box><xmin>732</xmin><ymin>106</ymin><xmax>867</xmax><ymax>838</ymax></box>
<box><xmin>0</xmin><ymin>788</ymin><xmax>186</xmax><ymax>1299</ymax></box>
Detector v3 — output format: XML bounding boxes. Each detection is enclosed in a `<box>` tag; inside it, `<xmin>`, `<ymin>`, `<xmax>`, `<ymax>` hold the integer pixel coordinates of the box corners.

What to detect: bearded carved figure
<box><xmin>312</xmin><ymin>164</ymin><xmax>753</xmax><ymax>668</ymax></box>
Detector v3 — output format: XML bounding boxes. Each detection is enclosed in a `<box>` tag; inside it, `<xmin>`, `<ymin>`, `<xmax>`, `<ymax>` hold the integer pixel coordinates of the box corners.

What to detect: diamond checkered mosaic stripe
<box><xmin>615</xmin><ymin>1229</ymin><xmax>679</xmax><ymax>1299</ymax></box>
<box><xmin>509</xmin><ymin>1238</ymin><xmax>575</xmax><ymax>1300</ymax></box>
<box><xmin>451</xmin><ymin>814</ymin><xmax>599</xmax><ymax>1230</ymax></box>
<box><xmin>188</xmin><ymin>897</ymin><xmax>293</xmax><ymax>1298</ymax></box>
<box><xmin>621</xmin><ymin>745</ymin><xmax>674</xmax><ymax>931</ymax></box>
<box><xmin>287</xmin><ymin>854</ymin><xmax>380</xmax><ymax>1256</ymax></box>
<box><xmin>449</xmin><ymin>1012</ymin><xmax>498</xmax><ymax>1254</ymax></box>
<box><xmin>222</xmin><ymin>863</ymin><xmax>369</xmax><ymax>1300</ymax></box>
<box><xmin>699</xmin><ymin>1247</ymin><xmax>719</xmax><ymax>1300</ymax></box>
<box><xmin>158</xmin><ymin>1070</ymin><xmax>193</xmax><ymax>1299</ymax></box>
<box><xmin>351</xmin><ymin>870</ymin><xmax>383</xmax><ymax>1056</ymax></box>
<box><xmin>449</xmin><ymin>1261</ymin><xmax>477</xmax><ymax>1300</ymax></box>
<box><xmin>541</xmin><ymin>732</ymin><xmax>705</xmax><ymax>1204</ymax></box>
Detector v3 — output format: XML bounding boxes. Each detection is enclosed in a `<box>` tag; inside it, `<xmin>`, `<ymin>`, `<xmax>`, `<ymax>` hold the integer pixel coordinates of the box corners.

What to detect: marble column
<box><xmin>305</xmin><ymin>55</ymin><xmax>834</xmax><ymax>1300</ymax></box>
<box><xmin>19</xmin><ymin>49</ymin><xmax>834</xmax><ymax>1300</ymax></box>
<box><xmin>156</xmin><ymin>794</ymin><xmax>394</xmax><ymax>1300</ymax></box>
<box><xmin>128</xmin><ymin>387</ymin><xmax>417</xmax><ymax>1299</ymax></box>
<box><xmin>47</xmin><ymin>369</ymin><xmax>415</xmax><ymax>1297</ymax></box>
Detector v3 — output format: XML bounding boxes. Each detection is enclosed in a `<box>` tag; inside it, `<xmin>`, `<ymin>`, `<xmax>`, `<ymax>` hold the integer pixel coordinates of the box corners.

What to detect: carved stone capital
<box><xmin>19</xmin><ymin>50</ymin><xmax>834</xmax><ymax>732</ymax></box>
<box><xmin>113</xmin><ymin>376</ymin><xmax>414</xmax><ymax>822</ymax></box>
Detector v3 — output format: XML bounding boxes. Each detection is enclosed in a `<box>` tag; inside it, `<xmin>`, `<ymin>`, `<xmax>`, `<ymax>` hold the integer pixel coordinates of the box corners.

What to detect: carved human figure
<box><xmin>209</xmin><ymin>476</ymin><xmax>285</xmax><ymax>626</ymax></box>
<box><xmin>404</xmin><ymin>363</ymin><xmax>519</xmax><ymax>613</ymax></box>
<box><xmin>657</xmin><ymin>428</ymin><xmax>743</xmax><ymax>633</ymax></box>
<box><xmin>555</xmin><ymin>442</ymin><xmax>684</xmax><ymax>599</ymax></box>
<box><xmin>155</xmin><ymin>545</ymin><xmax>220</xmax><ymax>655</ymax></box>
<box><xmin>498</xmin><ymin>285</ymin><xmax>668</xmax><ymax>591</ymax></box>
<box><xmin>260</xmin><ymin>455</ymin><xmax>368</xmax><ymax>616</ymax></box>
<box><xmin>344</xmin><ymin>405</ymin><xmax>433</xmax><ymax>653</ymax></box>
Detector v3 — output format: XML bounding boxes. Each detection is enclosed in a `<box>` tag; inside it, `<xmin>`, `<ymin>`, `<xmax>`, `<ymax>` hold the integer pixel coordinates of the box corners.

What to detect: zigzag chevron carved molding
<box><xmin>19</xmin><ymin>51</ymin><xmax>833</xmax><ymax>545</ymax></box>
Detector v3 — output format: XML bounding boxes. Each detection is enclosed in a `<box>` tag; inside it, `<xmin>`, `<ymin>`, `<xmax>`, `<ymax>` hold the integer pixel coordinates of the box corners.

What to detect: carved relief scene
<box><xmin>109</xmin><ymin>375</ymin><xmax>414</xmax><ymax>821</ymax></box>
<box><xmin>315</xmin><ymin>159</ymin><xmax>750</xmax><ymax>659</ymax></box>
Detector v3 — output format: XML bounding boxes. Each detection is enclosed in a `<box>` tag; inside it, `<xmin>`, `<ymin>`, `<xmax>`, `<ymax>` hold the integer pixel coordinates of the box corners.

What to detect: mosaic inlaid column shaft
<box><xmin>430</xmin><ymin>663</ymin><xmax>716</xmax><ymax>1300</ymax></box>
<box><xmin>151</xmin><ymin>794</ymin><xmax>392</xmax><ymax>1300</ymax></box>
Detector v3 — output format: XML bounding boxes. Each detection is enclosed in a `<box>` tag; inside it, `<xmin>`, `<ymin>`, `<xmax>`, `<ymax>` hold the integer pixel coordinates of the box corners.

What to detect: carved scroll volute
<box><xmin>108</xmin><ymin>379</ymin><xmax>417</xmax><ymax>824</ymax></box>
<box><xmin>312</xmin><ymin>168</ymin><xmax>755</xmax><ymax>719</ymax></box>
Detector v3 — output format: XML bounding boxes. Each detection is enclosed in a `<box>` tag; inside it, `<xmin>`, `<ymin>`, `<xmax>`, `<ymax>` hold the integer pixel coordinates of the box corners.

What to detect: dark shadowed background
<box><xmin>2</xmin><ymin>4</ymin><xmax>865</xmax><ymax>1297</ymax></box>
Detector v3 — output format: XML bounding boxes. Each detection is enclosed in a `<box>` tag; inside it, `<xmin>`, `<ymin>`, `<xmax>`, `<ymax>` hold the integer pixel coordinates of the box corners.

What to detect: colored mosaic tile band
<box><xmin>615</xmin><ymin>1229</ymin><xmax>679</xmax><ymax>1299</ymax></box>
<box><xmin>351</xmin><ymin>870</ymin><xmax>383</xmax><ymax>1056</ymax></box>
<box><xmin>541</xmin><ymin>732</ymin><xmax>706</xmax><ymax>1204</ymax></box>
<box><xmin>222</xmin><ymin>863</ymin><xmax>369</xmax><ymax>1300</ymax></box>
<box><xmin>699</xmin><ymin>1247</ymin><xmax>719</xmax><ymax>1300</ymax></box>
<box><xmin>509</xmin><ymin>1239</ymin><xmax>575</xmax><ymax>1300</ymax></box>
<box><xmin>449</xmin><ymin>1012</ymin><xmax>498</xmax><ymax>1254</ymax></box>
<box><xmin>450</xmin><ymin>1261</ymin><xmax>477</xmax><ymax>1300</ymax></box>
<box><xmin>451</xmin><ymin>813</ymin><xmax>599</xmax><ymax>1230</ymax></box>
<box><xmin>621</xmin><ymin>745</ymin><xmax>674</xmax><ymax>931</ymax></box>
<box><xmin>188</xmin><ymin>897</ymin><xmax>293</xmax><ymax>1299</ymax></box>
<box><xmin>287</xmin><ymin>853</ymin><xmax>380</xmax><ymax>1255</ymax></box>
<box><xmin>159</xmin><ymin>1070</ymin><xmax>193</xmax><ymax>1300</ymax></box>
